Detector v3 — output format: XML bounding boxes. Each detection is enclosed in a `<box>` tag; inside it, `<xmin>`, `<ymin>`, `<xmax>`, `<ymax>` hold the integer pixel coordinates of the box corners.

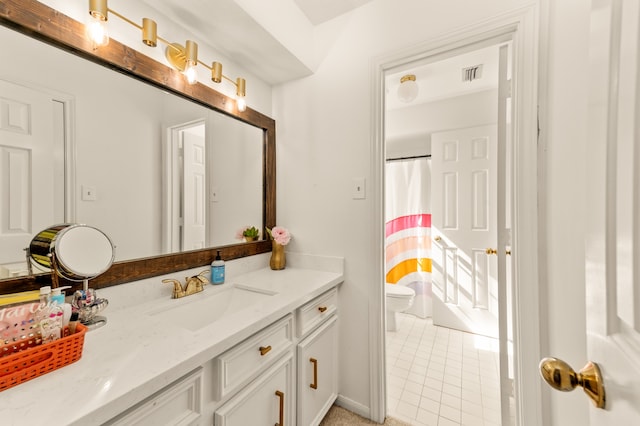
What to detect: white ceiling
<box><xmin>138</xmin><ymin>0</ymin><xmax>376</xmax><ymax>85</ymax></box>
<box><xmin>138</xmin><ymin>0</ymin><xmax>313</xmax><ymax>85</ymax></box>
<box><xmin>293</xmin><ymin>0</ymin><xmax>375</xmax><ymax>25</ymax></box>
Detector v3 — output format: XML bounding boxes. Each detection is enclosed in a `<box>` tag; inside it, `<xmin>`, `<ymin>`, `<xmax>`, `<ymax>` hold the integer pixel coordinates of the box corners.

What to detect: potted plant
<box><xmin>236</xmin><ymin>226</ymin><xmax>260</xmax><ymax>242</ymax></box>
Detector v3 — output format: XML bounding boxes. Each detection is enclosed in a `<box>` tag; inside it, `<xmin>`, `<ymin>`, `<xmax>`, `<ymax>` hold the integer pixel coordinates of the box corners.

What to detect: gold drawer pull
<box><xmin>318</xmin><ymin>306</ymin><xmax>327</xmax><ymax>313</ymax></box>
<box><xmin>310</xmin><ymin>357</ymin><xmax>318</xmax><ymax>389</ymax></box>
<box><xmin>259</xmin><ymin>345</ymin><xmax>272</xmax><ymax>356</ymax></box>
<box><xmin>275</xmin><ymin>390</ymin><xmax>285</xmax><ymax>426</ymax></box>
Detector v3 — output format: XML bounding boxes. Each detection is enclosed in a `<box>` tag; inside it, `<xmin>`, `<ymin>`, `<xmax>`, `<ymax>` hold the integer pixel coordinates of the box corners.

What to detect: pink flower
<box><xmin>269</xmin><ymin>226</ymin><xmax>291</xmax><ymax>246</ymax></box>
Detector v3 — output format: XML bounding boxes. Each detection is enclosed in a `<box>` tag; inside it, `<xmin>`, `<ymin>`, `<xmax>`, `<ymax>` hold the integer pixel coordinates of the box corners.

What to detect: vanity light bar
<box><xmin>87</xmin><ymin>0</ymin><xmax>247</xmax><ymax>112</ymax></box>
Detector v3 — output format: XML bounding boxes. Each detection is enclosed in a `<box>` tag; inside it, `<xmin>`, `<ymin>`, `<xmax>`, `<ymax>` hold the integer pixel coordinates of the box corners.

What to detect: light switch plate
<box><xmin>352</xmin><ymin>177</ymin><xmax>366</xmax><ymax>199</ymax></box>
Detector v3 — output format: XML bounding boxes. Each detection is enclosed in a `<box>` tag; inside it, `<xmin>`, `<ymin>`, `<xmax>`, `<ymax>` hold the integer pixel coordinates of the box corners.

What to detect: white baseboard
<box><xmin>334</xmin><ymin>394</ymin><xmax>371</xmax><ymax>420</ymax></box>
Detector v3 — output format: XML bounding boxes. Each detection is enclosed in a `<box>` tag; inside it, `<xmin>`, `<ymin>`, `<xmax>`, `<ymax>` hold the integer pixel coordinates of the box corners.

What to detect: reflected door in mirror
<box><xmin>0</xmin><ymin>80</ymin><xmax>64</xmax><ymax>275</ymax></box>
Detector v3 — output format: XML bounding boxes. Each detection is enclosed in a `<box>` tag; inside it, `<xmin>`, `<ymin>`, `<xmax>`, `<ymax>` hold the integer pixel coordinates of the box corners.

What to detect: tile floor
<box><xmin>386</xmin><ymin>313</ymin><xmax>502</xmax><ymax>426</ymax></box>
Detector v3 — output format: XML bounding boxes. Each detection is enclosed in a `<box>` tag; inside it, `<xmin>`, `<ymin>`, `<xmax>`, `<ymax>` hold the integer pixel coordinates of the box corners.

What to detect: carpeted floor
<box><xmin>319</xmin><ymin>405</ymin><xmax>411</xmax><ymax>425</ymax></box>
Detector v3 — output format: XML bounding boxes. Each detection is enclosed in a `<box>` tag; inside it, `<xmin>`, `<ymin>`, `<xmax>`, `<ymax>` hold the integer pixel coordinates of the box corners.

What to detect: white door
<box><xmin>181</xmin><ymin>125</ymin><xmax>206</xmax><ymax>250</ymax></box>
<box><xmin>431</xmin><ymin>124</ymin><xmax>499</xmax><ymax>338</ymax></box>
<box><xmin>582</xmin><ymin>0</ymin><xmax>640</xmax><ymax>421</ymax></box>
<box><xmin>0</xmin><ymin>80</ymin><xmax>60</xmax><ymax>268</ymax></box>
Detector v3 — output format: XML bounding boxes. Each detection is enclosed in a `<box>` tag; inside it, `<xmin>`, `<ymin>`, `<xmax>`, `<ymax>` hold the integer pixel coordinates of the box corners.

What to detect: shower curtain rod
<box><xmin>385</xmin><ymin>154</ymin><xmax>431</xmax><ymax>162</ymax></box>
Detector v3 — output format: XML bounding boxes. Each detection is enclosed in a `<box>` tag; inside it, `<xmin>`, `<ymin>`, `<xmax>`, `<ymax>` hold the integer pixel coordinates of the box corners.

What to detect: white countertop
<box><xmin>0</xmin><ymin>253</ymin><xmax>343</xmax><ymax>425</ymax></box>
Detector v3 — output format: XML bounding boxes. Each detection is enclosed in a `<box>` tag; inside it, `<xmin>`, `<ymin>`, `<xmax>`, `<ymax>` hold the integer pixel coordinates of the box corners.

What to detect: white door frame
<box><xmin>370</xmin><ymin>5</ymin><xmax>541</xmax><ymax>425</ymax></box>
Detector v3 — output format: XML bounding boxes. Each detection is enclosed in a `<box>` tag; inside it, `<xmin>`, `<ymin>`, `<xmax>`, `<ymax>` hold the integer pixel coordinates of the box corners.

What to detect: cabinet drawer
<box><xmin>296</xmin><ymin>288</ymin><xmax>337</xmax><ymax>338</ymax></box>
<box><xmin>105</xmin><ymin>368</ymin><xmax>203</xmax><ymax>426</ymax></box>
<box><xmin>213</xmin><ymin>314</ymin><xmax>293</xmax><ymax>400</ymax></box>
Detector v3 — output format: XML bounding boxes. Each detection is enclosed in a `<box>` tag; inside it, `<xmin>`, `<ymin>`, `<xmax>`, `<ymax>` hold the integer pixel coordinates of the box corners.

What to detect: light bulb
<box><xmin>86</xmin><ymin>15</ymin><xmax>109</xmax><ymax>47</ymax></box>
<box><xmin>397</xmin><ymin>74</ymin><xmax>418</xmax><ymax>103</ymax></box>
<box><xmin>184</xmin><ymin>63</ymin><xmax>197</xmax><ymax>85</ymax></box>
<box><xmin>182</xmin><ymin>40</ymin><xmax>198</xmax><ymax>85</ymax></box>
<box><xmin>236</xmin><ymin>96</ymin><xmax>246</xmax><ymax>112</ymax></box>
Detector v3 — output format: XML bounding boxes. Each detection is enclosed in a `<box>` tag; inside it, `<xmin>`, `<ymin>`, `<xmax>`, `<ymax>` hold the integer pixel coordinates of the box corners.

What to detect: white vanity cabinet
<box><xmin>3</xmin><ymin>262</ymin><xmax>345</xmax><ymax>426</ymax></box>
<box><xmin>212</xmin><ymin>288</ymin><xmax>339</xmax><ymax>426</ymax></box>
<box><xmin>296</xmin><ymin>288</ymin><xmax>339</xmax><ymax>426</ymax></box>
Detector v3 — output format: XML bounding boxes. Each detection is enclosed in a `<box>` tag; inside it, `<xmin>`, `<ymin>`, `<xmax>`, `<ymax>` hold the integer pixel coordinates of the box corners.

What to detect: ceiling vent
<box><xmin>462</xmin><ymin>64</ymin><xmax>483</xmax><ymax>82</ymax></box>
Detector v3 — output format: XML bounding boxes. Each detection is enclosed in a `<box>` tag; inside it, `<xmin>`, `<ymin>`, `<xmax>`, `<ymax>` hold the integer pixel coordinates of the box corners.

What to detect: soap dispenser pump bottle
<box><xmin>211</xmin><ymin>250</ymin><xmax>225</xmax><ymax>284</ymax></box>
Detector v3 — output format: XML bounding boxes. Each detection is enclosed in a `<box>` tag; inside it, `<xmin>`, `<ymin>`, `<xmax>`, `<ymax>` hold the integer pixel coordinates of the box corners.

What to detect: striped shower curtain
<box><xmin>385</xmin><ymin>158</ymin><xmax>432</xmax><ymax>318</ymax></box>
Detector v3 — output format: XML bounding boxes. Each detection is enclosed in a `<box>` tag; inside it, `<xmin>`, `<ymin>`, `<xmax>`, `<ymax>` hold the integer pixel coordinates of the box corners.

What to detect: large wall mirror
<box><xmin>0</xmin><ymin>0</ymin><xmax>275</xmax><ymax>293</ymax></box>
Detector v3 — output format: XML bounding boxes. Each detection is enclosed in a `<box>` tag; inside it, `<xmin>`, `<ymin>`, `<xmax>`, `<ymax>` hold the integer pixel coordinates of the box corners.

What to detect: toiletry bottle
<box><xmin>50</xmin><ymin>286</ymin><xmax>70</xmax><ymax>305</ymax></box>
<box><xmin>52</xmin><ymin>287</ymin><xmax>72</xmax><ymax>336</ymax></box>
<box><xmin>211</xmin><ymin>250</ymin><xmax>225</xmax><ymax>284</ymax></box>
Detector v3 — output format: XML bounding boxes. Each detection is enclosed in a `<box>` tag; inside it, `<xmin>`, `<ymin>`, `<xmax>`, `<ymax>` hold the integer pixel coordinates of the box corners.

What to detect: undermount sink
<box><xmin>146</xmin><ymin>285</ymin><xmax>275</xmax><ymax>332</ymax></box>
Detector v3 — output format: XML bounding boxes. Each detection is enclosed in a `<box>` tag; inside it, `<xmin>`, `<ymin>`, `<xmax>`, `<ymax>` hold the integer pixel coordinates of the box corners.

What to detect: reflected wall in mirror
<box><xmin>0</xmin><ymin>25</ymin><xmax>263</xmax><ymax>272</ymax></box>
<box><xmin>165</xmin><ymin>113</ymin><xmax>263</xmax><ymax>251</ymax></box>
<box><xmin>0</xmin><ymin>0</ymin><xmax>275</xmax><ymax>292</ymax></box>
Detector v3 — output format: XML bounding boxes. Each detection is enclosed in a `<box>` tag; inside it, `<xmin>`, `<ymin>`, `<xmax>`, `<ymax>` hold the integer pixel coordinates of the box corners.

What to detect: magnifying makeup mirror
<box><xmin>27</xmin><ymin>224</ymin><xmax>115</xmax><ymax>329</ymax></box>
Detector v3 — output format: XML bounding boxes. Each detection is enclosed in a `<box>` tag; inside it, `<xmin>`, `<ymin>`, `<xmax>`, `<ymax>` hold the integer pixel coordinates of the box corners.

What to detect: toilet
<box><xmin>385</xmin><ymin>283</ymin><xmax>415</xmax><ymax>332</ymax></box>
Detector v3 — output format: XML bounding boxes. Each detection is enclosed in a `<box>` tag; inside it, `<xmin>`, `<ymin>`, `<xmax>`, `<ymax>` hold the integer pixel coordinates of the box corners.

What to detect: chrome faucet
<box><xmin>162</xmin><ymin>270</ymin><xmax>210</xmax><ymax>299</ymax></box>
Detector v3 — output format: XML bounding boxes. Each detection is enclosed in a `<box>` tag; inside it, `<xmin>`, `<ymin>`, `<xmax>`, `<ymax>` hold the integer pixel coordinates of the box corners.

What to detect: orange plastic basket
<box><xmin>0</xmin><ymin>323</ymin><xmax>87</xmax><ymax>392</ymax></box>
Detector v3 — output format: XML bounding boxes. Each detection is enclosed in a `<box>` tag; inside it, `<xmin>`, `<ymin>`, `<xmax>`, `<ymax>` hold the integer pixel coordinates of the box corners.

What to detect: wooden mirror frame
<box><xmin>0</xmin><ymin>0</ymin><xmax>276</xmax><ymax>293</ymax></box>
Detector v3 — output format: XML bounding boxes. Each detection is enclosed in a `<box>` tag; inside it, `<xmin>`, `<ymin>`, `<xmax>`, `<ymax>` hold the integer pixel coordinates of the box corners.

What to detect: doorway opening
<box><xmin>164</xmin><ymin>119</ymin><xmax>207</xmax><ymax>253</ymax></box>
<box><xmin>383</xmin><ymin>40</ymin><xmax>515</xmax><ymax>426</ymax></box>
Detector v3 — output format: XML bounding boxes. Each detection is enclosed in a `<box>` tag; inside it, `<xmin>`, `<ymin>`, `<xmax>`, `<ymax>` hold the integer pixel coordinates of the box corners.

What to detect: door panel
<box><xmin>182</xmin><ymin>126</ymin><xmax>206</xmax><ymax>250</ymax></box>
<box><xmin>584</xmin><ymin>0</ymin><xmax>640</xmax><ymax>422</ymax></box>
<box><xmin>0</xmin><ymin>80</ymin><xmax>59</xmax><ymax>269</ymax></box>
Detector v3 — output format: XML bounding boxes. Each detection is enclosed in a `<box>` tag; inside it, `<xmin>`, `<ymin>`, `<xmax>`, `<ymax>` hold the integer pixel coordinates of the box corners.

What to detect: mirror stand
<box><xmin>73</xmin><ymin>278</ymin><xmax>108</xmax><ymax>330</ymax></box>
<box><xmin>26</xmin><ymin>224</ymin><xmax>114</xmax><ymax>331</ymax></box>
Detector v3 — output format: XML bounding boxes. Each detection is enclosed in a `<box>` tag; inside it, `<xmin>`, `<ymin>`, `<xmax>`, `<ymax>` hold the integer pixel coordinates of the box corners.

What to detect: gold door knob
<box><xmin>539</xmin><ymin>357</ymin><xmax>606</xmax><ymax>409</ymax></box>
<box><xmin>485</xmin><ymin>248</ymin><xmax>497</xmax><ymax>255</ymax></box>
<box><xmin>434</xmin><ymin>236</ymin><xmax>442</xmax><ymax>242</ymax></box>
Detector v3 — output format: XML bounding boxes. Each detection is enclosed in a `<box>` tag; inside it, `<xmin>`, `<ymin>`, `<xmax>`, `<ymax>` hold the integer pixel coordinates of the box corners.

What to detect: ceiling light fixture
<box><xmin>87</xmin><ymin>0</ymin><xmax>248</xmax><ymax>112</ymax></box>
<box><xmin>397</xmin><ymin>74</ymin><xmax>419</xmax><ymax>103</ymax></box>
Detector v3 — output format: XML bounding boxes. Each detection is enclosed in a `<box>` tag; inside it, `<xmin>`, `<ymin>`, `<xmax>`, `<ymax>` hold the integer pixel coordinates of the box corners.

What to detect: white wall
<box><xmin>209</xmin><ymin>113</ymin><xmax>263</xmax><ymax>245</ymax></box>
<box><xmin>273</xmin><ymin>0</ymin><xmax>535</xmax><ymax>415</ymax></box>
<box><xmin>386</xmin><ymin>89</ymin><xmax>499</xmax><ymax>159</ymax></box>
<box><xmin>386</xmin><ymin>89</ymin><xmax>499</xmax><ymax>142</ymax></box>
